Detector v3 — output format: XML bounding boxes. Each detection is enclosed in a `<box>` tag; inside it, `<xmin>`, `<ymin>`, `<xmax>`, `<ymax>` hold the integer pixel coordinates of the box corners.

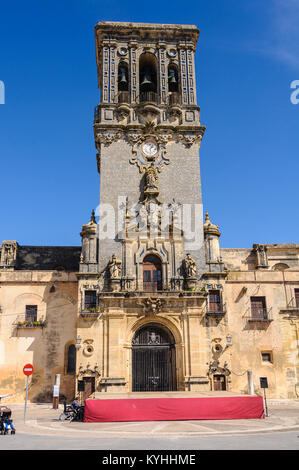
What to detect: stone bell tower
<box><xmin>77</xmin><ymin>22</ymin><xmax>210</xmax><ymax>395</ymax></box>
<box><xmin>93</xmin><ymin>21</ymin><xmax>206</xmax><ymax>290</ymax></box>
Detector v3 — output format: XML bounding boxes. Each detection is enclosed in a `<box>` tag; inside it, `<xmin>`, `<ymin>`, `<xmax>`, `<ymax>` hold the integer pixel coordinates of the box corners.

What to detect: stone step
<box><xmin>93</xmin><ymin>390</ymin><xmax>250</xmax><ymax>400</ymax></box>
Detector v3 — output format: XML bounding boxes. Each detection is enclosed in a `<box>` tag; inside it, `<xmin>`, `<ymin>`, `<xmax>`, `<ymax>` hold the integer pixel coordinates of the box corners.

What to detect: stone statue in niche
<box><xmin>142</xmin><ymin>163</ymin><xmax>161</xmax><ymax>205</ymax></box>
<box><xmin>0</xmin><ymin>241</ymin><xmax>18</xmax><ymax>268</ymax></box>
<box><xmin>183</xmin><ymin>253</ymin><xmax>197</xmax><ymax>278</ymax></box>
<box><xmin>108</xmin><ymin>254</ymin><xmax>122</xmax><ymax>278</ymax></box>
<box><xmin>144</xmin><ymin>163</ymin><xmax>158</xmax><ymax>191</ymax></box>
<box><xmin>253</xmin><ymin>244</ymin><xmax>268</xmax><ymax>268</ymax></box>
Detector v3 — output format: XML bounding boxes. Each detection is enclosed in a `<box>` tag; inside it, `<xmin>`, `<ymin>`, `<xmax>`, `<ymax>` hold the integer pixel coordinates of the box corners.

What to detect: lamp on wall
<box><xmin>226</xmin><ymin>333</ymin><xmax>232</xmax><ymax>348</ymax></box>
<box><xmin>75</xmin><ymin>335</ymin><xmax>82</xmax><ymax>350</ymax></box>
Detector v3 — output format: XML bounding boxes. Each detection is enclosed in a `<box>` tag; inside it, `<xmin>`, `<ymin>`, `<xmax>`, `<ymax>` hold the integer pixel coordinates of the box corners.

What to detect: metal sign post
<box><xmin>23</xmin><ymin>364</ymin><xmax>34</xmax><ymax>423</ymax></box>
<box><xmin>260</xmin><ymin>376</ymin><xmax>268</xmax><ymax>417</ymax></box>
<box><xmin>53</xmin><ymin>374</ymin><xmax>60</xmax><ymax>409</ymax></box>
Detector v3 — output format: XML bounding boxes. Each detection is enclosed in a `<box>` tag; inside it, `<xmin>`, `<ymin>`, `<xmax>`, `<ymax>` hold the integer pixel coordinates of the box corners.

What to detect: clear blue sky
<box><xmin>0</xmin><ymin>0</ymin><xmax>298</xmax><ymax>248</ymax></box>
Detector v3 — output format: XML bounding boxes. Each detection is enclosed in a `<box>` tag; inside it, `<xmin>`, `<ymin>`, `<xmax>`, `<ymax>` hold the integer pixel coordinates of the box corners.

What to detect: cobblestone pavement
<box><xmin>2</xmin><ymin>400</ymin><xmax>299</xmax><ymax>439</ymax></box>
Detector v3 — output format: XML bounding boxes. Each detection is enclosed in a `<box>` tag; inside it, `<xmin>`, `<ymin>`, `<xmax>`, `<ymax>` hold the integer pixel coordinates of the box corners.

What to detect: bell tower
<box><xmin>93</xmin><ymin>21</ymin><xmax>206</xmax><ymax>289</ymax></box>
<box><xmin>77</xmin><ymin>22</ymin><xmax>210</xmax><ymax>394</ymax></box>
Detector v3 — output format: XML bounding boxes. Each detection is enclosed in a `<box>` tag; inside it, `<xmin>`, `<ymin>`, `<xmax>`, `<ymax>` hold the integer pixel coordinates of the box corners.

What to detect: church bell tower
<box><xmin>93</xmin><ymin>21</ymin><xmax>206</xmax><ymax>291</ymax></box>
<box><xmin>77</xmin><ymin>22</ymin><xmax>211</xmax><ymax>395</ymax></box>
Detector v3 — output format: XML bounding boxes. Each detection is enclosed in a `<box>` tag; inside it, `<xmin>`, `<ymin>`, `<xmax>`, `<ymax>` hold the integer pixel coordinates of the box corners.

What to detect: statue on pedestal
<box><xmin>108</xmin><ymin>254</ymin><xmax>122</xmax><ymax>278</ymax></box>
<box><xmin>182</xmin><ymin>253</ymin><xmax>197</xmax><ymax>278</ymax></box>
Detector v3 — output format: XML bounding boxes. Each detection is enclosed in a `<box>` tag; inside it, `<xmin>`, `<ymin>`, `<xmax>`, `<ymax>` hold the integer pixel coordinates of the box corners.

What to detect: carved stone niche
<box><xmin>107</xmin><ymin>254</ymin><xmax>122</xmax><ymax>292</ymax></box>
<box><xmin>0</xmin><ymin>241</ymin><xmax>18</xmax><ymax>269</ymax></box>
<box><xmin>182</xmin><ymin>253</ymin><xmax>198</xmax><ymax>290</ymax></box>
<box><xmin>253</xmin><ymin>244</ymin><xmax>269</xmax><ymax>269</ymax></box>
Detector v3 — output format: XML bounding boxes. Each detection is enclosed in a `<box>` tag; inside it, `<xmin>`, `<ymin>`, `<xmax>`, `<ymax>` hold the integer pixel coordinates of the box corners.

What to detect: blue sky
<box><xmin>0</xmin><ymin>0</ymin><xmax>298</xmax><ymax>248</ymax></box>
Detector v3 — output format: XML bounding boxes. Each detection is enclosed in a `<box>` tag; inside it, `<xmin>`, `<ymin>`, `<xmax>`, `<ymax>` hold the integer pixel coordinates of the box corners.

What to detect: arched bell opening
<box><xmin>143</xmin><ymin>254</ymin><xmax>162</xmax><ymax>292</ymax></box>
<box><xmin>118</xmin><ymin>62</ymin><xmax>129</xmax><ymax>103</ymax></box>
<box><xmin>139</xmin><ymin>53</ymin><xmax>158</xmax><ymax>103</ymax></box>
<box><xmin>132</xmin><ymin>323</ymin><xmax>177</xmax><ymax>392</ymax></box>
<box><xmin>168</xmin><ymin>64</ymin><xmax>180</xmax><ymax>105</ymax></box>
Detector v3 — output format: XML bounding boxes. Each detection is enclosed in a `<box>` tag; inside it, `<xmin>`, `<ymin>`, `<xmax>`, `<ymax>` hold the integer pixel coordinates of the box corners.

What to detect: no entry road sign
<box><xmin>23</xmin><ymin>363</ymin><xmax>33</xmax><ymax>422</ymax></box>
<box><xmin>23</xmin><ymin>364</ymin><xmax>34</xmax><ymax>376</ymax></box>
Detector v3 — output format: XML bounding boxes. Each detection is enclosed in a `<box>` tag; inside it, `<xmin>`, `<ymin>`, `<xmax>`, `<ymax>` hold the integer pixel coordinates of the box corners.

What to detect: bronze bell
<box><xmin>141</xmin><ymin>70</ymin><xmax>153</xmax><ymax>86</ymax></box>
<box><xmin>119</xmin><ymin>68</ymin><xmax>127</xmax><ymax>84</ymax></box>
<box><xmin>168</xmin><ymin>70</ymin><xmax>177</xmax><ymax>83</ymax></box>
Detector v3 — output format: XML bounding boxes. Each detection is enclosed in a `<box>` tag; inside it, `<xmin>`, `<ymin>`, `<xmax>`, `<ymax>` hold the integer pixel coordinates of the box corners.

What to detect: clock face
<box><xmin>142</xmin><ymin>141</ymin><xmax>158</xmax><ymax>158</ymax></box>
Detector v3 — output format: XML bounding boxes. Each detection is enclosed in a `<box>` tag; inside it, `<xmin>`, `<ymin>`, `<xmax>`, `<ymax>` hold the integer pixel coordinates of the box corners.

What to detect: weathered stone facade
<box><xmin>0</xmin><ymin>22</ymin><xmax>298</xmax><ymax>402</ymax></box>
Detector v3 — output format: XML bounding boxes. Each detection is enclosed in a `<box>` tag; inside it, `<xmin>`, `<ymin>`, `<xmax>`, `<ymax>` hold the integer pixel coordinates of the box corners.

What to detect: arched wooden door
<box><xmin>132</xmin><ymin>324</ymin><xmax>176</xmax><ymax>392</ymax></box>
<box><xmin>143</xmin><ymin>254</ymin><xmax>162</xmax><ymax>292</ymax></box>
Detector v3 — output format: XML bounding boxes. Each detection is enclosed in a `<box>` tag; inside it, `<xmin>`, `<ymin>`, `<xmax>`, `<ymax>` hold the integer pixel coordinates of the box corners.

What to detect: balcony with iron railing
<box><xmin>139</xmin><ymin>91</ymin><xmax>159</xmax><ymax>104</ymax></box>
<box><xmin>118</xmin><ymin>91</ymin><xmax>130</xmax><ymax>104</ymax></box>
<box><xmin>93</xmin><ymin>90</ymin><xmax>186</xmax><ymax>123</ymax></box>
<box><xmin>14</xmin><ymin>315</ymin><xmax>46</xmax><ymax>329</ymax></box>
<box><xmin>206</xmin><ymin>302</ymin><xmax>226</xmax><ymax>317</ymax></box>
<box><xmin>279</xmin><ymin>297</ymin><xmax>299</xmax><ymax>314</ymax></box>
<box><xmin>245</xmin><ymin>307</ymin><xmax>273</xmax><ymax>322</ymax></box>
<box><xmin>80</xmin><ymin>301</ymin><xmax>101</xmax><ymax>319</ymax></box>
<box><xmin>168</xmin><ymin>92</ymin><xmax>181</xmax><ymax>106</ymax></box>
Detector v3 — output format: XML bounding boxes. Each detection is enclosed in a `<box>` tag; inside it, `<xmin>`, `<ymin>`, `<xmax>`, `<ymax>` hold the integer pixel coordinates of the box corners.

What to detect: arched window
<box><xmin>118</xmin><ymin>63</ymin><xmax>129</xmax><ymax>91</ymax></box>
<box><xmin>143</xmin><ymin>254</ymin><xmax>162</xmax><ymax>292</ymax></box>
<box><xmin>66</xmin><ymin>344</ymin><xmax>76</xmax><ymax>375</ymax></box>
<box><xmin>139</xmin><ymin>53</ymin><xmax>157</xmax><ymax>103</ymax></box>
<box><xmin>117</xmin><ymin>63</ymin><xmax>129</xmax><ymax>103</ymax></box>
<box><xmin>168</xmin><ymin>65</ymin><xmax>179</xmax><ymax>105</ymax></box>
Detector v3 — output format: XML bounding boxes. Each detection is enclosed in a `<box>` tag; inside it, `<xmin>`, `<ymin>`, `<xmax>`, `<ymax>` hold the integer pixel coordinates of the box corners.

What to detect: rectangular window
<box><xmin>295</xmin><ymin>289</ymin><xmax>299</xmax><ymax>308</ymax></box>
<box><xmin>25</xmin><ymin>305</ymin><xmax>37</xmax><ymax>322</ymax></box>
<box><xmin>84</xmin><ymin>290</ymin><xmax>97</xmax><ymax>309</ymax></box>
<box><xmin>261</xmin><ymin>352</ymin><xmax>273</xmax><ymax>363</ymax></box>
<box><xmin>209</xmin><ymin>290</ymin><xmax>222</xmax><ymax>312</ymax></box>
<box><xmin>250</xmin><ymin>296</ymin><xmax>267</xmax><ymax>320</ymax></box>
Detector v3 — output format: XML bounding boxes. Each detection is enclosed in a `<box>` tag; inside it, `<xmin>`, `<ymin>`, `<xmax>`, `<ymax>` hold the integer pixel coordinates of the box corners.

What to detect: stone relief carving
<box><xmin>78</xmin><ymin>363</ymin><xmax>100</xmax><ymax>377</ymax></box>
<box><xmin>177</xmin><ymin>133</ymin><xmax>203</xmax><ymax>148</ymax></box>
<box><xmin>140</xmin><ymin>297</ymin><xmax>165</xmax><ymax>316</ymax></box>
<box><xmin>206</xmin><ymin>360</ymin><xmax>231</xmax><ymax>377</ymax></box>
<box><xmin>95</xmin><ymin>130</ymin><xmax>123</xmax><ymax>146</ymax></box>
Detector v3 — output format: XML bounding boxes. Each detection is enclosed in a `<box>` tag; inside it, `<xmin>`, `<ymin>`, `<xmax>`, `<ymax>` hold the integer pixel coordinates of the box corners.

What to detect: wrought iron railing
<box><xmin>14</xmin><ymin>315</ymin><xmax>46</xmax><ymax>328</ymax></box>
<box><xmin>139</xmin><ymin>91</ymin><xmax>158</xmax><ymax>104</ymax></box>
<box><xmin>168</xmin><ymin>92</ymin><xmax>181</xmax><ymax>106</ymax></box>
<box><xmin>245</xmin><ymin>307</ymin><xmax>273</xmax><ymax>322</ymax></box>
<box><xmin>118</xmin><ymin>91</ymin><xmax>130</xmax><ymax>104</ymax></box>
<box><xmin>206</xmin><ymin>302</ymin><xmax>226</xmax><ymax>316</ymax></box>
<box><xmin>80</xmin><ymin>302</ymin><xmax>101</xmax><ymax>318</ymax></box>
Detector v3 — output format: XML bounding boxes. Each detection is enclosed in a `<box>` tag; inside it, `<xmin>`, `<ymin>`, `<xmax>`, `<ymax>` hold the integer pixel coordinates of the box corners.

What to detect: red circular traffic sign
<box><xmin>23</xmin><ymin>364</ymin><xmax>34</xmax><ymax>376</ymax></box>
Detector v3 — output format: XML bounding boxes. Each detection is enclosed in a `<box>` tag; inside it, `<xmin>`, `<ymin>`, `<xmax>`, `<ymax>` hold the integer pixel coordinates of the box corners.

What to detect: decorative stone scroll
<box><xmin>140</xmin><ymin>297</ymin><xmax>165</xmax><ymax>316</ymax></box>
<box><xmin>95</xmin><ymin>129</ymin><xmax>123</xmax><ymax>146</ymax></box>
<box><xmin>177</xmin><ymin>132</ymin><xmax>203</xmax><ymax>148</ymax></box>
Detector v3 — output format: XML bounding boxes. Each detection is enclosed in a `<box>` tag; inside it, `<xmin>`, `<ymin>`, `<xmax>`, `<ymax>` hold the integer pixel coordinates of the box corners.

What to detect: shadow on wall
<box><xmin>10</xmin><ymin>275</ymin><xmax>78</xmax><ymax>402</ymax></box>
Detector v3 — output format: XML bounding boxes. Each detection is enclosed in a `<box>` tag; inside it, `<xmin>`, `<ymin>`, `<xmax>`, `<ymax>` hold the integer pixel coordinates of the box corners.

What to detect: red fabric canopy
<box><xmin>84</xmin><ymin>396</ymin><xmax>264</xmax><ymax>422</ymax></box>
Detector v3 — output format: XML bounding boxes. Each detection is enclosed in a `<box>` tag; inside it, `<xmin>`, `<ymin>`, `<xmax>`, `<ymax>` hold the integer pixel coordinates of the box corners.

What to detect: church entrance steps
<box><xmin>93</xmin><ymin>391</ymin><xmax>251</xmax><ymax>400</ymax></box>
<box><xmin>84</xmin><ymin>394</ymin><xmax>264</xmax><ymax>421</ymax></box>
